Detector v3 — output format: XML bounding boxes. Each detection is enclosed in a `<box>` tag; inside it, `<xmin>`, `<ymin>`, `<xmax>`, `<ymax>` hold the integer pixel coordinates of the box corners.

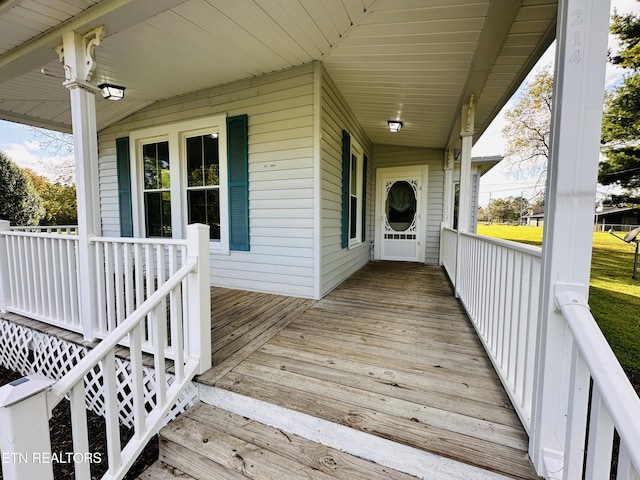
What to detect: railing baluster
<box><xmin>585</xmin><ymin>386</ymin><xmax>615</xmax><ymax>479</ymax></box>
<box><xmin>105</xmin><ymin>242</ymin><xmax>116</xmax><ymax>332</ymax></box>
<box><xmin>103</xmin><ymin>350</ymin><xmax>122</xmax><ymax>476</ymax></box>
<box><xmin>114</xmin><ymin>243</ymin><xmax>124</xmax><ymax>326</ymax></box>
<box><xmin>128</xmin><ymin>324</ymin><xmax>146</xmax><ymax>438</ymax></box>
<box><xmin>70</xmin><ymin>382</ymin><xmax>91</xmax><ymax>479</ymax></box>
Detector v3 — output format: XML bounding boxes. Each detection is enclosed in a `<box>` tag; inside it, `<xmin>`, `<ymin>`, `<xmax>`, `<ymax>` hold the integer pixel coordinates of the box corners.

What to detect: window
<box><xmin>130</xmin><ymin>114</ymin><xmax>246</xmax><ymax>252</ymax></box>
<box><xmin>142</xmin><ymin>141</ymin><xmax>171</xmax><ymax>237</ymax></box>
<box><xmin>186</xmin><ymin>134</ymin><xmax>221</xmax><ymax>240</ymax></box>
<box><xmin>349</xmin><ymin>151</ymin><xmax>361</xmax><ymax>241</ymax></box>
<box><xmin>341</xmin><ymin>130</ymin><xmax>365</xmax><ymax>248</ymax></box>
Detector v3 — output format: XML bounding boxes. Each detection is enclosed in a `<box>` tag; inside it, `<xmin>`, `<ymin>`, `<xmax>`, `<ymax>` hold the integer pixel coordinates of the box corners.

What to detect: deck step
<box><xmin>135</xmin><ymin>461</ymin><xmax>195</xmax><ymax>479</ymax></box>
<box><xmin>157</xmin><ymin>402</ymin><xmax>418</xmax><ymax>479</ymax></box>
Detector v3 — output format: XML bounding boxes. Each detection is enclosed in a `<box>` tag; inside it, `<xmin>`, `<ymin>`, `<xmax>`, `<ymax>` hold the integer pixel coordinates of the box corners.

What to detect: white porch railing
<box><xmin>554</xmin><ymin>290</ymin><xmax>640</xmax><ymax>480</ymax></box>
<box><xmin>0</xmin><ymin>224</ymin><xmax>211</xmax><ymax>480</ymax></box>
<box><xmin>10</xmin><ymin>225</ymin><xmax>78</xmax><ymax>235</ymax></box>
<box><xmin>444</xmin><ymin>227</ymin><xmax>640</xmax><ymax>479</ymax></box>
<box><xmin>0</xmin><ymin>226</ymin><xmax>82</xmax><ymax>331</ymax></box>
<box><xmin>92</xmin><ymin>236</ymin><xmax>188</xmax><ymax>356</ymax></box>
<box><xmin>456</xmin><ymin>230</ymin><xmax>541</xmax><ymax>431</ymax></box>
<box><xmin>440</xmin><ymin>226</ymin><xmax>458</xmax><ymax>284</ymax></box>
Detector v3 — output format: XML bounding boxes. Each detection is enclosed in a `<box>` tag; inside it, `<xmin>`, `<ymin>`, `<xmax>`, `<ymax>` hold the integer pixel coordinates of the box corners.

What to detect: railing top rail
<box><xmin>9</xmin><ymin>225</ymin><xmax>78</xmax><ymax>230</ymax></box>
<box><xmin>90</xmin><ymin>235</ymin><xmax>188</xmax><ymax>246</ymax></box>
<box><xmin>48</xmin><ymin>258</ymin><xmax>197</xmax><ymax>403</ymax></box>
<box><xmin>458</xmin><ymin>230</ymin><xmax>543</xmax><ymax>258</ymax></box>
<box><xmin>556</xmin><ymin>290</ymin><xmax>640</xmax><ymax>471</ymax></box>
<box><xmin>0</xmin><ymin>230</ymin><xmax>80</xmax><ymax>240</ymax></box>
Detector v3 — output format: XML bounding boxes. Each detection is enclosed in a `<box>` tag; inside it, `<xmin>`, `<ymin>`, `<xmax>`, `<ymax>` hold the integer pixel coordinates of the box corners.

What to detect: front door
<box><xmin>375</xmin><ymin>166</ymin><xmax>428</xmax><ymax>262</ymax></box>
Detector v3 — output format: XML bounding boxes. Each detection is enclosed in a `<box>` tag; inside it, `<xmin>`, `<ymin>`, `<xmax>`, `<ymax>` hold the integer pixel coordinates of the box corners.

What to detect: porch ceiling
<box><xmin>0</xmin><ymin>0</ymin><xmax>556</xmax><ymax>150</ymax></box>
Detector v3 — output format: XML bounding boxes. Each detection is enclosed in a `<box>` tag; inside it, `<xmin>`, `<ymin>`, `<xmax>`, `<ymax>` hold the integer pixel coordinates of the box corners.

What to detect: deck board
<box><xmin>199</xmin><ymin>263</ymin><xmax>540</xmax><ymax>479</ymax></box>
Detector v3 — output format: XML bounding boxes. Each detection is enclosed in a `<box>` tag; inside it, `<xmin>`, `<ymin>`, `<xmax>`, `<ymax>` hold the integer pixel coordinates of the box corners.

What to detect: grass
<box><xmin>477</xmin><ymin>223</ymin><xmax>640</xmax><ymax>373</ymax></box>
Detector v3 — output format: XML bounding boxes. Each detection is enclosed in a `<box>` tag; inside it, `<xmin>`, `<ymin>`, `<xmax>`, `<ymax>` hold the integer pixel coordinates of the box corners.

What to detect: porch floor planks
<box><xmin>202</xmin><ymin>263</ymin><xmax>540</xmax><ymax>479</ymax></box>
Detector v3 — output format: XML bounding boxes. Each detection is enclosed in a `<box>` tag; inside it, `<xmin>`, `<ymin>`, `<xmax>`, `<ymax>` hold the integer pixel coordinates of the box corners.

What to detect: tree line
<box><xmin>0</xmin><ymin>151</ymin><xmax>77</xmax><ymax>226</ymax></box>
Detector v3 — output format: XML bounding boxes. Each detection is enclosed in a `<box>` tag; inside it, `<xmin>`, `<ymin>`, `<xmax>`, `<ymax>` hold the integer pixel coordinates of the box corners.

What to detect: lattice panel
<box><xmin>0</xmin><ymin>319</ymin><xmax>196</xmax><ymax>428</ymax></box>
<box><xmin>0</xmin><ymin>321</ymin><xmax>33</xmax><ymax>372</ymax></box>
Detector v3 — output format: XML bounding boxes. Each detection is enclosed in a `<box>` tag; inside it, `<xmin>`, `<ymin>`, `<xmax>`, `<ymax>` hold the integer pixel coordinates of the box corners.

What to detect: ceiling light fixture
<box><xmin>388</xmin><ymin>120</ymin><xmax>403</xmax><ymax>133</ymax></box>
<box><xmin>98</xmin><ymin>83</ymin><xmax>126</xmax><ymax>100</ymax></box>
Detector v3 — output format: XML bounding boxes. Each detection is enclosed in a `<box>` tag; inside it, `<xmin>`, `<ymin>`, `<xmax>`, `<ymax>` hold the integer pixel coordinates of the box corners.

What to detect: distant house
<box><xmin>524</xmin><ymin>204</ymin><xmax>640</xmax><ymax>230</ymax></box>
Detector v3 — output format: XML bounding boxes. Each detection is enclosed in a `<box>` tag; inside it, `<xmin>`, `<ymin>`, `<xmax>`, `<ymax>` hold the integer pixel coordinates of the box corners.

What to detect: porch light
<box><xmin>98</xmin><ymin>83</ymin><xmax>125</xmax><ymax>100</ymax></box>
<box><xmin>388</xmin><ymin>120</ymin><xmax>402</xmax><ymax>133</ymax></box>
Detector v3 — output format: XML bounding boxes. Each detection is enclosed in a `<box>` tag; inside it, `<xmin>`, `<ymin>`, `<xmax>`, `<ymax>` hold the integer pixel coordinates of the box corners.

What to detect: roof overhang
<box><xmin>0</xmin><ymin>0</ymin><xmax>557</xmax><ymax>149</ymax></box>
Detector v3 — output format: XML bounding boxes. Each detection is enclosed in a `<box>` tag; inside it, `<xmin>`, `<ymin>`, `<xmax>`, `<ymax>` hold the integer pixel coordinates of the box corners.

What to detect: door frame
<box><xmin>374</xmin><ymin>165</ymin><xmax>429</xmax><ymax>262</ymax></box>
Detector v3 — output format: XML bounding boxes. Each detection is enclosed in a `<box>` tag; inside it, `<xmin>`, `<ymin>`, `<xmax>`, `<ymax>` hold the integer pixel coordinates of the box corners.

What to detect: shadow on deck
<box><xmin>196</xmin><ymin>262</ymin><xmax>539</xmax><ymax>479</ymax></box>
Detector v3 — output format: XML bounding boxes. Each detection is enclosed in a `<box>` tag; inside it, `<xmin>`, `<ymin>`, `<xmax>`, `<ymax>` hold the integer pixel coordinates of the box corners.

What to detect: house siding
<box><xmin>320</xmin><ymin>66</ymin><xmax>373</xmax><ymax>296</ymax></box>
<box><xmin>98</xmin><ymin>65</ymin><xmax>317</xmax><ymax>298</ymax></box>
<box><xmin>372</xmin><ymin>145</ymin><xmax>445</xmax><ymax>265</ymax></box>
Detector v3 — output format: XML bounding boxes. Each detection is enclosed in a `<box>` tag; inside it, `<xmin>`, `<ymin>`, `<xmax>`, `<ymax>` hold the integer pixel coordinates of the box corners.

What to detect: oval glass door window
<box><xmin>386</xmin><ymin>181</ymin><xmax>416</xmax><ymax>232</ymax></box>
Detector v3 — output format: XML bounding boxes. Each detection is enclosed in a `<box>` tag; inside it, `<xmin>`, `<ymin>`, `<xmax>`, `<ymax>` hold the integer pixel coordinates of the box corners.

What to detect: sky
<box><xmin>1</xmin><ymin>1</ymin><xmax>640</xmax><ymax>192</ymax></box>
<box><xmin>473</xmin><ymin>0</ymin><xmax>640</xmax><ymax>207</ymax></box>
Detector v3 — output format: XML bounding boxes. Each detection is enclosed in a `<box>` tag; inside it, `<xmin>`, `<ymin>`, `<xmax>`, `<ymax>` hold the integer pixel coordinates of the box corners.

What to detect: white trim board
<box><xmin>197</xmin><ymin>384</ymin><xmax>512</xmax><ymax>480</ymax></box>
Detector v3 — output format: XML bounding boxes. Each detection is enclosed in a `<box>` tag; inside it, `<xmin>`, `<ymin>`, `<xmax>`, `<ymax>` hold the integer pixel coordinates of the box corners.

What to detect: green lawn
<box><xmin>477</xmin><ymin>223</ymin><xmax>640</xmax><ymax>373</ymax></box>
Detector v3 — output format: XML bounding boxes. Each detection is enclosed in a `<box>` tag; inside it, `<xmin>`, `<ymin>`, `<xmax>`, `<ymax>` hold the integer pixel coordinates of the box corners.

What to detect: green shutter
<box><xmin>116</xmin><ymin>137</ymin><xmax>133</xmax><ymax>237</ymax></box>
<box><xmin>362</xmin><ymin>154</ymin><xmax>368</xmax><ymax>242</ymax></box>
<box><xmin>227</xmin><ymin>114</ymin><xmax>249</xmax><ymax>251</ymax></box>
<box><xmin>341</xmin><ymin>130</ymin><xmax>350</xmax><ymax>249</ymax></box>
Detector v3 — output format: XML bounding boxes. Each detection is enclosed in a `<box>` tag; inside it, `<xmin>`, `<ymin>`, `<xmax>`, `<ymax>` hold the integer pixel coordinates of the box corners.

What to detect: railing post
<box><xmin>0</xmin><ymin>220</ymin><xmax>9</xmax><ymax>313</ymax></box>
<box><xmin>186</xmin><ymin>224</ymin><xmax>211</xmax><ymax>374</ymax></box>
<box><xmin>0</xmin><ymin>375</ymin><xmax>55</xmax><ymax>480</ymax></box>
<box><xmin>529</xmin><ymin>0</ymin><xmax>610</xmax><ymax>477</ymax></box>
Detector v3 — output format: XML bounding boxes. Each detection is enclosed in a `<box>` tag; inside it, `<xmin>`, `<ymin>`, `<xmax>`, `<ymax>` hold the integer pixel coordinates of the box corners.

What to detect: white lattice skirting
<box><xmin>0</xmin><ymin>318</ymin><xmax>197</xmax><ymax>429</ymax></box>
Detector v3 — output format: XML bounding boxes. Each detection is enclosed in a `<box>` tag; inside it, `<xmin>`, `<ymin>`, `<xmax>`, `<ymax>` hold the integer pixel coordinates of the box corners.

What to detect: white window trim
<box><xmin>129</xmin><ymin>115</ymin><xmax>229</xmax><ymax>252</ymax></box>
<box><xmin>349</xmin><ymin>138</ymin><xmax>364</xmax><ymax>248</ymax></box>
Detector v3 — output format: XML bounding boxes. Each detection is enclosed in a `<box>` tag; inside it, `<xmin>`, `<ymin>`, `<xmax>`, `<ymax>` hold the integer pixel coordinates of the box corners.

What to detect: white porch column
<box><xmin>442</xmin><ymin>149</ymin><xmax>455</xmax><ymax>229</ymax></box>
<box><xmin>529</xmin><ymin>0</ymin><xmax>610</xmax><ymax>477</ymax></box>
<box><xmin>58</xmin><ymin>28</ymin><xmax>105</xmax><ymax>341</ymax></box>
<box><xmin>454</xmin><ymin>99</ymin><xmax>475</xmax><ymax>295</ymax></box>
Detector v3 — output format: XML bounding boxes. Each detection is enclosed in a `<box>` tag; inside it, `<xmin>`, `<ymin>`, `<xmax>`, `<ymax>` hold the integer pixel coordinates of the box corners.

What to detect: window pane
<box><xmin>203</xmin><ymin>134</ymin><xmax>219</xmax><ymax>186</ymax></box>
<box><xmin>350</xmin><ymin>195</ymin><xmax>357</xmax><ymax>239</ymax></box>
<box><xmin>143</xmin><ymin>141</ymin><xmax>170</xmax><ymax>189</ymax></box>
<box><xmin>350</xmin><ymin>153</ymin><xmax>357</xmax><ymax>193</ymax></box>
<box><xmin>187</xmin><ymin>134</ymin><xmax>219</xmax><ymax>188</ymax></box>
<box><xmin>158</xmin><ymin>141</ymin><xmax>170</xmax><ymax>188</ymax></box>
<box><xmin>188</xmin><ymin>189</ymin><xmax>220</xmax><ymax>240</ymax></box>
<box><xmin>145</xmin><ymin>191</ymin><xmax>172</xmax><ymax>237</ymax></box>
<box><xmin>186</xmin><ymin>136</ymin><xmax>203</xmax><ymax>188</ymax></box>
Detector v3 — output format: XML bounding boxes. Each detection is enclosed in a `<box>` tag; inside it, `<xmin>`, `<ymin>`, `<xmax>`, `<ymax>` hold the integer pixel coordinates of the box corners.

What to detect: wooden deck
<box><xmin>197</xmin><ymin>262</ymin><xmax>540</xmax><ymax>479</ymax></box>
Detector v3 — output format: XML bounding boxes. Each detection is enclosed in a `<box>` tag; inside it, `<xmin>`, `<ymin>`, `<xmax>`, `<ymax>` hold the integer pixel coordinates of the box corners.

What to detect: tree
<box><xmin>487</xmin><ymin>196</ymin><xmax>529</xmax><ymax>224</ymax></box>
<box><xmin>0</xmin><ymin>152</ymin><xmax>45</xmax><ymax>225</ymax></box>
<box><xmin>23</xmin><ymin>169</ymin><xmax>77</xmax><ymax>225</ymax></box>
<box><xmin>600</xmin><ymin>10</ymin><xmax>640</xmax><ymax>197</ymax></box>
<box><xmin>502</xmin><ymin>66</ymin><xmax>553</xmax><ymax>186</ymax></box>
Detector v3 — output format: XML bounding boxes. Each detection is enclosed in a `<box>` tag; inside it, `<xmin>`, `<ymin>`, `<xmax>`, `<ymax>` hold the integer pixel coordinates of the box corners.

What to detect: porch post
<box><xmin>57</xmin><ymin>28</ymin><xmax>105</xmax><ymax>341</ymax></box>
<box><xmin>529</xmin><ymin>0</ymin><xmax>610</xmax><ymax>476</ymax></box>
<box><xmin>442</xmin><ymin>149</ymin><xmax>455</xmax><ymax>230</ymax></box>
<box><xmin>454</xmin><ymin>99</ymin><xmax>475</xmax><ymax>295</ymax></box>
<box><xmin>186</xmin><ymin>224</ymin><xmax>212</xmax><ymax>374</ymax></box>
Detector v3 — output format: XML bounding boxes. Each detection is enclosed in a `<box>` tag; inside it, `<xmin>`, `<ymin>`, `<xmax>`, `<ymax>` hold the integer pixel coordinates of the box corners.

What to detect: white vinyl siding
<box><xmin>372</xmin><ymin>145</ymin><xmax>445</xmax><ymax>265</ymax></box>
<box><xmin>320</xmin><ymin>66</ymin><xmax>373</xmax><ymax>296</ymax></box>
<box><xmin>98</xmin><ymin>65</ymin><xmax>316</xmax><ymax>298</ymax></box>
